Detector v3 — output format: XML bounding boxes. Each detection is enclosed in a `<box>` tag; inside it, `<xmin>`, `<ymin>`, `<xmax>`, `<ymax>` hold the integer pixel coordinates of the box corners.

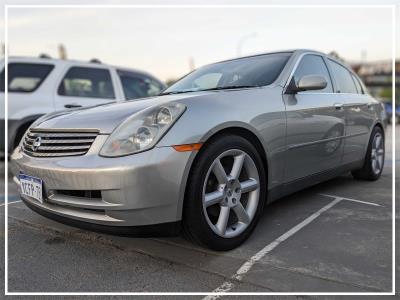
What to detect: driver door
<box><xmin>283</xmin><ymin>54</ymin><xmax>346</xmax><ymax>182</ymax></box>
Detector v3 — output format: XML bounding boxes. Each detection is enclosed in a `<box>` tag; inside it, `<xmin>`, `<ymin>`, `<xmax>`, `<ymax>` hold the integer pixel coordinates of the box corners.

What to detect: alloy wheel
<box><xmin>371</xmin><ymin>132</ymin><xmax>384</xmax><ymax>175</ymax></box>
<box><xmin>202</xmin><ymin>149</ymin><xmax>260</xmax><ymax>238</ymax></box>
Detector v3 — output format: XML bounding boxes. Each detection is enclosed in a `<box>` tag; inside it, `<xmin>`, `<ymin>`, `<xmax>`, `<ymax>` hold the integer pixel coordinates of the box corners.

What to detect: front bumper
<box><xmin>11</xmin><ymin>138</ymin><xmax>193</xmax><ymax>228</ymax></box>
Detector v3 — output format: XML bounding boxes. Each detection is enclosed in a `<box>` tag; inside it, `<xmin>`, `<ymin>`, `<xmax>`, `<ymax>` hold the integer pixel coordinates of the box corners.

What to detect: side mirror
<box><xmin>287</xmin><ymin>75</ymin><xmax>328</xmax><ymax>94</ymax></box>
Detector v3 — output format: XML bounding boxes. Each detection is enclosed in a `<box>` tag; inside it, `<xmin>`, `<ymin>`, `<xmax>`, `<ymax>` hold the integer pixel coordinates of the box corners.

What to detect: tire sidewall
<box><xmin>184</xmin><ymin>135</ymin><xmax>266</xmax><ymax>251</ymax></box>
<box><xmin>364</xmin><ymin>126</ymin><xmax>385</xmax><ymax>180</ymax></box>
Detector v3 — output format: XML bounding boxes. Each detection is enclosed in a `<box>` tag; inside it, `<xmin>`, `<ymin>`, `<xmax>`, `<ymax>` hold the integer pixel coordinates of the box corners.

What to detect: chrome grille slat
<box><xmin>25</xmin><ymin>137</ymin><xmax>94</xmax><ymax>144</ymax></box>
<box><xmin>27</xmin><ymin>132</ymin><xmax>97</xmax><ymax>138</ymax></box>
<box><xmin>22</xmin><ymin>129</ymin><xmax>98</xmax><ymax>157</ymax></box>
<box><xmin>34</xmin><ymin>145</ymin><xmax>91</xmax><ymax>151</ymax></box>
<box><xmin>22</xmin><ymin>149</ymin><xmax>88</xmax><ymax>157</ymax></box>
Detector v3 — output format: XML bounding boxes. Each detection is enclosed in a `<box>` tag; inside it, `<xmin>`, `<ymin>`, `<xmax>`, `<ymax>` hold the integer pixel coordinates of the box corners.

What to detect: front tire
<box><xmin>183</xmin><ymin>134</ymin><xmax>266</xmax><ymax>251</ymax></box>
<box><xmin>352</xmin><ymin>126</ymin><xmax>385</xmax><ymax>181</ymax></box>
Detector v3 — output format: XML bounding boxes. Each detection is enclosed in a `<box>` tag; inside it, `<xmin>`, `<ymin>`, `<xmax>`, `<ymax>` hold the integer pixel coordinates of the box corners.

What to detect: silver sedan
<box><xmin>11</xmin><ymin>49</ymin><xmax>386</xmax><ymax>250</ymax></box>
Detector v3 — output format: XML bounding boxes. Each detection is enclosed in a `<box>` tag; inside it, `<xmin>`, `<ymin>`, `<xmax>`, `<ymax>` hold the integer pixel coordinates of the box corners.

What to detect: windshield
<box><xmin>162</xmin><ymin>52</ymin><xmax>291</xmax><ymax>95</ymax></box>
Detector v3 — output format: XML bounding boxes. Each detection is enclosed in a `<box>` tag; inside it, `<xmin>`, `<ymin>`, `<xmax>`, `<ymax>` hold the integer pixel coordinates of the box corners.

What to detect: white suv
<box><xmin>0</xmin><ymin>56</ymin><xmax>166</xmax><ymax>156</ymax></box>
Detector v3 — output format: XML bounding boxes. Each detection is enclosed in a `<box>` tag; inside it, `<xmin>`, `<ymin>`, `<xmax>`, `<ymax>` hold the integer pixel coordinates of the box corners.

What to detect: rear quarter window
<box><xmin>118</xmin><ymin>70</ymin><xmax>164</xmax><ymax>99</ymax></box>
<box><xmin>0</xmin><ymin>63</ymin><xmax>54</xmax><ymax>93</ymax></box>
<box><xmin>351</xmin><ymin>74</ymin><xmax>364</xmax><ymax>94</ymax></box>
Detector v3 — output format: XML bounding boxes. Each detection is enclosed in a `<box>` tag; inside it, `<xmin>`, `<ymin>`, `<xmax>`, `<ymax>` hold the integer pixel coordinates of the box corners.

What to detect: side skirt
<box><xmin>267</xmin><ymin>160</ymin><xmax>364</xmax><ymax>204</ymax></box>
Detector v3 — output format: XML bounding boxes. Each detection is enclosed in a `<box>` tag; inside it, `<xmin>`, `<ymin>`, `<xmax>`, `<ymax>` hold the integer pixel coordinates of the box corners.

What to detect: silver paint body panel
<box><xmin>10</xmin><ymin>49</ymin><xmax>385</xmax><ymax>227</ymax></box>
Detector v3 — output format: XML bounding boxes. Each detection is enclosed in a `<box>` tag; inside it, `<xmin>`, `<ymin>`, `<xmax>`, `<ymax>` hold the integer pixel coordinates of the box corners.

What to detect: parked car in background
<box><xmin>383</xmin><ymin>102</ymin><xmax>400</xmax><ymax>124</ymax></box>
<box><xmin>11</xmin><ymin>50</ymin><xmax>385</xmax><ymax>250</ymax></box>
<box><xmin>0</xmin><ymin>56</ymin><xmax>166</xmax><ymax>156</ymax></box>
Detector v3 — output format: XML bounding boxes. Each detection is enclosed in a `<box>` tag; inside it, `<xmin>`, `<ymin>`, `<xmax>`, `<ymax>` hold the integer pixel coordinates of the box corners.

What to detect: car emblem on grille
<box><xmin>32</xmin><ymin>137</ymin><xmax>42</xmax><ymax>152</ymax></box>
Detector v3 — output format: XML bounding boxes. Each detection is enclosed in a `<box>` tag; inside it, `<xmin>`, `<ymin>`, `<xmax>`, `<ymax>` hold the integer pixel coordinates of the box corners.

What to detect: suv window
<box><xmin>0</xmin><ymin>63</ymin><xmax>54</xmax><ymax>93</ymax></box>
<box><xmin>293</xmin><ymin>55</ymin><xmax>333</xmax><ymax>93</ymax></box>
<box><xmin>328</xmin><ymin>60</ymin><xmax>357</xmax><ymax>94</ymax></box>
<box><xmin>118</xmin><ymin>70</ymin><xmax>164</xmax><ymax>99</ymax></box>
<box><xmin>58</xmin><ymin>67</ymin><xmax>115</xmax><ymax>99</ymax></box>
<box><xmin>351</xmin><ymin>74</ymin><xmax>363</xmax><ymax>94</ymax></box>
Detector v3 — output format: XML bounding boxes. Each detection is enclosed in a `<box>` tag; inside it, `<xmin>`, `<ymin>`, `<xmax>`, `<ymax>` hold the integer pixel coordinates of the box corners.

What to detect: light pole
<box><xmin>236</xmin><ymin>32</ymin><xmax>257</xmax><ymax>57</ymax></box>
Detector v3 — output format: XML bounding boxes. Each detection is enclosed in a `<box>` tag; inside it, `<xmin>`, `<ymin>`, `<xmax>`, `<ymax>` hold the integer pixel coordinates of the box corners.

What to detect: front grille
<box><xmin>22</xmin><ymin>129</ymin><xmax>98</xmax><ymax>157</ymax></box>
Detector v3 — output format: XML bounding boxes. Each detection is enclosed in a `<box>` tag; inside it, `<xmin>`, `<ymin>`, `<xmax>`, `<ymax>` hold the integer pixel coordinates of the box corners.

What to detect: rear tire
<box><xmin>351</xmin><ymin>126</ymin><xmax>385</xmax><ymax>181</ymax></box>
<box><xmin>182</xmin><ymin>134</ymin><xmax>266</xmax><ymax>251</ymax></box>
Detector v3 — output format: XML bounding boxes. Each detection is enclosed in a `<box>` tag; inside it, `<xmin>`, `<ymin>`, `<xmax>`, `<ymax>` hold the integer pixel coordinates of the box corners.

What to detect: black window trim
<box><xmin>1</xmin><ymin>62</ymin><xmax>55</xmax><ymax>93</ymax></box>
<box><xmin>57</xmin><ymin>66</ymin><xmax>116</xmax><ymax>99</ymax></box>
<box><xmin>350</xmin><ymin>72</ymin><xmax>365</xmax><ymax>94</ymax></box>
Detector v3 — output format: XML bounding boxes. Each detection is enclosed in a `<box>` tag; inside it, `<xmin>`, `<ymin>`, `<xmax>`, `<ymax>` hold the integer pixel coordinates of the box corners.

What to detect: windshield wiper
<box><xmin>160</xmin><ymin>85</ymin><xmax>258</xmax><ymax>96</ymax></box>
<box><xmin>159</xmin><ymin>90</ymin><xmax>197</xmax><ymax>96</ymax></box>
<box><xmin>197</xmin><ymin>85</ymin><xmax>258</xmax><ymax>92</ymax></box>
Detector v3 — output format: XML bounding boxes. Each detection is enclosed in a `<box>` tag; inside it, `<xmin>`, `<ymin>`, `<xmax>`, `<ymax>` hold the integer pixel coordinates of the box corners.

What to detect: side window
<box><xmin>293</xmin><ymin>55</ymin><xmax>333</xmax><ymax>93</ymax></box>
<box><xmin>118</xmin><ymin>71</ymin><xmax>164</xmax><ymax>99</ymax></box>
<box><xmin>58</xmin><ymin>67</ymin><xmax>115</xmax><ymax>99</ymax></box>
<box><xmin>328</xmin><ymin>60</ymin><xmax>357</xmax><ymax>94</ymax></box>
<box><xmin>351</xmin><ymin>74</ymin><xmax>363</xmax><ymax>94</ymax></box>
<box><xmin>0</xmin><ymin>63</ymin><xmax>54</xmax><ymax>93</ymax></box>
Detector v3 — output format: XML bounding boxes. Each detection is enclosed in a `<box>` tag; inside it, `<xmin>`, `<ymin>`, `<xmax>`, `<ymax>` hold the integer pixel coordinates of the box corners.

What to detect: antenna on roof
<box><xmin>90</xmin><ymin>58</ymin><xmax>102</xmax><ymax>64</ymax></box>
<box><xmin>39</xmin><ymin>53</ymin><xmax>51</xmax><ymax>59</ymax></box>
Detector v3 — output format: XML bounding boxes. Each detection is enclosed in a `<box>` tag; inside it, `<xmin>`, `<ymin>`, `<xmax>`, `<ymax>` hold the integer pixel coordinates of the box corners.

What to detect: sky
<box><xmin>1</xmin><ymin>1</ymin><xmax>399</xmax><ymax>81</ymax></box>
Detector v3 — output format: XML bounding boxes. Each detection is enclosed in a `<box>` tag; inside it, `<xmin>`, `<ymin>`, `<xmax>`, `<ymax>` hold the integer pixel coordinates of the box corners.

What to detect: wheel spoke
<box><xmin>240</xmin><ymin>178</ymin><xmax>259</xmax><ymax>193</ymax></box>
<box><xmin>372</xmin><ymin>159</ymin><xmax>377</xmax><ymax>172</ymax></box>
<box><xmin>230</xmin><ymin>154</ymin><xmax>245</xmax><ymax>180</ymax></box>
<box><xmin>212</xmin><ymin>159</ymin><xmax>228</xmax><ymax>184</ymax></box>
<box><xmin>375</xmin><ymin>157</ymin><xmax>381</xmax><ymax>171</ymax></box>
<box><xmin>204</xmin><ymin>190</ymin><xmax>225</xmax><ymax>207</ymax></box>
<box><xmin>233</xmin><ymin>202</ymin><xmax>250</xmax><ymax>224</ymax></box>
<box><xmin>215</xmin><ymin>206</ymin><xmax>230</xmax><ymax>235</ymax></box>
<box><xmin>375</xmin><ymin>135</ymin><xmax>382</xmax><ymax>149</ymax></box>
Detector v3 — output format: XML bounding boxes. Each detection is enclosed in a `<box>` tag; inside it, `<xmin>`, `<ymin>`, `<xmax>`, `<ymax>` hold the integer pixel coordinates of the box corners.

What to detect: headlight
<box><xmin>100</xmin><ymin>102</ymin><xmax>186</xmax><ymax>157</ymax></box>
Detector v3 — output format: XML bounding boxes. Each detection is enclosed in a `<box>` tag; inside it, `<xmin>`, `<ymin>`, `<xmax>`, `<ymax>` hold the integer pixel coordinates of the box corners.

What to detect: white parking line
<box><xmin>0</xmin><ymin>200</ymin><xmax>22</xmax><ymax>207</ymax></box>
<box><xmin>203</xmin><ymin>198</ymin><xmax>341</xmax><ymax>299</ymax></box>
<box><xmin>320</xmin><ymin>193</ymin><xmax>382</xmax><ymax>207</ymax></box>
<box><xmin>0</xmin><ymin>200</ymin><xmax>22</xmax><ymax>206</ymax></box>
<box><xmin>203</xmin><ymin>194</ymin><xmax>381</xmax><ymax>299</ymax></box>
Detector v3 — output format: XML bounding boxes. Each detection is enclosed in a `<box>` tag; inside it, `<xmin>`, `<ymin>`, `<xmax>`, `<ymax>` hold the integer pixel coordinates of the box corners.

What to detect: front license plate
<box><xmin>19</xmin><ymin>173</ymin><xmax>43</xmax><ymax>203</ymax></box>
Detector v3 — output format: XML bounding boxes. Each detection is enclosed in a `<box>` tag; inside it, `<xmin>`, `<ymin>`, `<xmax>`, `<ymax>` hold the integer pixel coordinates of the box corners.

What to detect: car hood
<box><xmin>34</xmin><ymin>93</ymin><xmax>209</xmax><ymax>134</ymax></box>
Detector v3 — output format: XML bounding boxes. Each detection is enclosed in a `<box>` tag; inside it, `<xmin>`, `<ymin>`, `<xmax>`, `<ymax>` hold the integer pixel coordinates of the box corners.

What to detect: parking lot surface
<box><xmin>0</xmin><ymin>126</ymin><xmax>398</xmax><ymax>296</ymax></box>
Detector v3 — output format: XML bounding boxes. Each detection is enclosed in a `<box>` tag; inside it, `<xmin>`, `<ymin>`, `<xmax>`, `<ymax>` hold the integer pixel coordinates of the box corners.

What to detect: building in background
<box><xmin>350</xmin><ymin>60</ymin><xmax>400</xmax><ymax>105</ymax></box>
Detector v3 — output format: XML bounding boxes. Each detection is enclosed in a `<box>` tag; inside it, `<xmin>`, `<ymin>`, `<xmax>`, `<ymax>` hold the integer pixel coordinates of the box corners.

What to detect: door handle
<box><xmin>64</xmin><ymin>103</ymin><xmax>82</xmax><ymax>109</ymax></box>
<box><xmin>333</xmin><ymin>103</ymin><xmax>344</xmax><ymax>110</ymax></box>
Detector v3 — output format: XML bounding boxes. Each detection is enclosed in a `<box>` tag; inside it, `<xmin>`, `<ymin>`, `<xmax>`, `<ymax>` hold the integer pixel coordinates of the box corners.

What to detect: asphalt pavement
<box><xmin>0</xmin><ymin>125</ymin><xmax>398</xmax><ymax>297</ymax></box>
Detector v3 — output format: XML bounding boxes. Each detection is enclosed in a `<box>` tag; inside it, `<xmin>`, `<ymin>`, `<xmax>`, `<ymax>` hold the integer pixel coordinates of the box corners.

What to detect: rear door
<box><xmin>54</xmin><ymin>66</ymin><xmax>117</xmax><ymax>110</ymax></box>
<box><xmin>283</xmin><ymin>54</ymin><xmax>346</xmax><ymax>182</ymax></box>
<box><xmin>327</xmin><ymin>59</ymin><xmax>375</xmax><ymax>164</ymax></box>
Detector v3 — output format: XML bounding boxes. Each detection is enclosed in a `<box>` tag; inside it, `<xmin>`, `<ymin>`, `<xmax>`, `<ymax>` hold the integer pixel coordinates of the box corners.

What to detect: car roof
<box><xmin>204</xmin><ymin>49</ymin><xmax>330</xmax><ymax>65</ymax></box>
<box><xmin>226</xmin><ymin>49</ymin><xmax>355</xmax><ymax>73</ymax></box>
<box><xmin>5</xmin><ymin>56</ymin><xmax>153</xmax><ymax>77</ymax></box>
